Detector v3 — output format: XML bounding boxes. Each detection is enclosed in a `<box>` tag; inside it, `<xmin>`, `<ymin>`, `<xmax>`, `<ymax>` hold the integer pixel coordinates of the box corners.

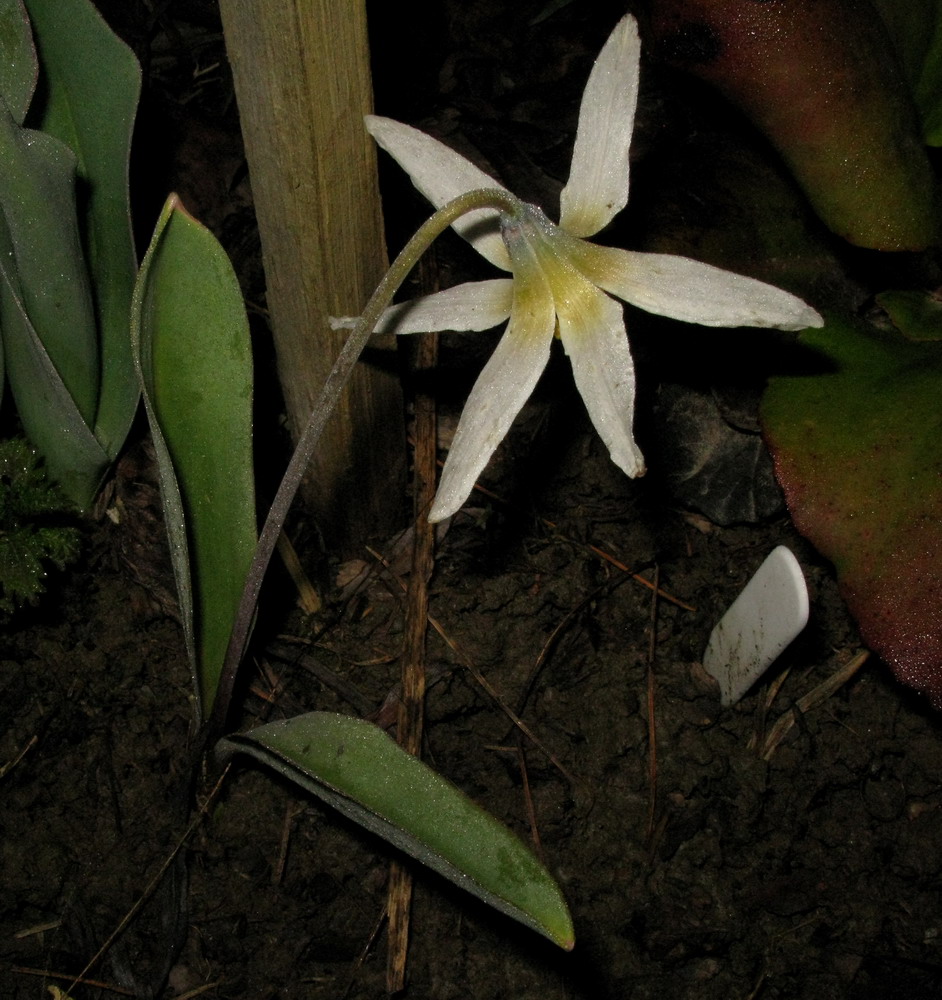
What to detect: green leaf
<box><xmin>0</xmin><ymin>121</ymin><xmax>107</xmax><ymax>506</ymax></box>
<box><xmin>761</xmin><ymin>312</ymin><xmax>942</xmax><ymax>704</ymax></box>
<box><xmin>0</xmin><ymin>0</ymin><xmax>37</xmax><ymax>124</ymax></box>
<box><xmin>870</xmin><ymin>0</ymin><xmax>942</xmax><ymax>146</ymax></box>
<box><xmin>0</xmin><ymin>243</ymin><xmax>109</xmax><ymax>504</ymax></box>
<box><xmin>131</xmin><ymin>194</ymin><xmax>256</xmax><ymax>719</ymax></box>
<box><xmin>24</xmin><ymin>0</ymin><xmax>141</xmax><ymax>456</ymax></box>
<box><xmin>875</xmin><ymin>289</ymin><xmax>942</xmax><ymax>342</ymax></box>
<box><xmin>217</xmin><ymin>713</ymin><xmax>575</xmax><ymax>949</ymax></box>
<box><xmin>0</xmin><ymin>96</ymin><xmax>99</xmax><ymax>424</ymax></box>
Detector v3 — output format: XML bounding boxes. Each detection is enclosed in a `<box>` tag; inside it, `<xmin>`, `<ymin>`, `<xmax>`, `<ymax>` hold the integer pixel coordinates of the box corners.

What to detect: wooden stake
<box><xmin>218</xmin><ymin>0</ymin><xmax>404</xmax><ymax>554</ymax></box>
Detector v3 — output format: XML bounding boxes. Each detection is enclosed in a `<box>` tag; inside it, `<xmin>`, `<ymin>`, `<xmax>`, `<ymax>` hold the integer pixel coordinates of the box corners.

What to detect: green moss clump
<box><xmin>0</xmin><ymin>438</ymin><xmax>82</xmax><ymax>616</ymax></box>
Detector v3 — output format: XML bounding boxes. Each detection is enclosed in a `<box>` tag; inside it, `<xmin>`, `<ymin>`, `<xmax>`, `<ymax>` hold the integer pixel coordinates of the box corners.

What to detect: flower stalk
<box><xmin>206</xmin><ymin>187</ymin><xmax>523</xmax><ymax>744</ymax></box>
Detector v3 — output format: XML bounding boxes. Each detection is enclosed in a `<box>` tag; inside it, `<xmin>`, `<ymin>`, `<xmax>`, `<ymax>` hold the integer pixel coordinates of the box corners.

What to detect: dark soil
<box><xmin>4</xmin><ymin>2</ymin><xmax>942</xmax><ymax>999</ymax></box>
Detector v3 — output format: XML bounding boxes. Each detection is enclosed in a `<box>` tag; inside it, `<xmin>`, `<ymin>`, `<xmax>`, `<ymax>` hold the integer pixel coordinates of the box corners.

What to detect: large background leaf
<box><xmin>761</xmin><ymin>312</ymin><xmax>942</xmax><ymax>705</ymax></box>
<box><xmin>218</xmin><ymin>712</ymin><xmax>575</xmax><ymax>950</ymax></box>
<box><xmin>132</xmin><ymin>195</ymin><xmax>256</xmax><ymax>719</ymax></box>
<box><xmin>650</xmin><ymin>0</ymin><xmax>937</xmax><ymax>250</ymax></box>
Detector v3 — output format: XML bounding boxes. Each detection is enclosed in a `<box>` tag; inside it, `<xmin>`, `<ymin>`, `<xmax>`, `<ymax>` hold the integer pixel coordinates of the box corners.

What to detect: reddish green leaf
<box><xmin>761</xmin><ymin>312</ymin><xmax>942</xmax><ymax>704</ymax></box>
<box><xmin>651</xmin><ymin>0</ymin><xmax>937</xmax><ymax>250</ymax></box>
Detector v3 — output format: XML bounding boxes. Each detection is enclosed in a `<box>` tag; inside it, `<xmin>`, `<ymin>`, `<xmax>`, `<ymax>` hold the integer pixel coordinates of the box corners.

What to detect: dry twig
<box><xmin>644</xmin><ymin>565</ymin><xmax>660</xmax><ymax>847</ymax></box>
<box><xmin>386</xmin><ymin>330</ymin><xmax>438</xmax><ymax>993</ymax></box>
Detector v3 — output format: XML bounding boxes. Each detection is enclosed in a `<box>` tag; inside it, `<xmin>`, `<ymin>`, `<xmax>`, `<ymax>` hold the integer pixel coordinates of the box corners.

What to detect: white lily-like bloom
<box><xmin>367</xmin><ymin>14</ymin><xmax>823</xmax><ymax>522</ymax></box>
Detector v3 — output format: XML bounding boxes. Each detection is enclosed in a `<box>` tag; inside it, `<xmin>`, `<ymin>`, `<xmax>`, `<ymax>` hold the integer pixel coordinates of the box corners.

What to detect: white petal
<box><xmin>557</xmin><ymin>282</ymin><xmax>645</xmax><ymax>478</ymax></box>
<box><xmin>559</xmin><ymin>14</ymin><xmax>640</xmax><ymax>239</ymax></box>
<box><xmin>573</xmin><ymin>244</ymin><xmax>824</xmax><ymax>331</ymax></box>
<box><xmin>372</xmin><ymin>280</ymin><xmax>513</xmax><ymax>335</ymax></box>
<box><xmin>430</xmin><ymin>239</ymin><xmax>556</xmax><ymax>521</ymax></box>
<box><xmin>366</xmin><ymin>115</ymin><xmax>512</xmax><ymax>271</ymax></box>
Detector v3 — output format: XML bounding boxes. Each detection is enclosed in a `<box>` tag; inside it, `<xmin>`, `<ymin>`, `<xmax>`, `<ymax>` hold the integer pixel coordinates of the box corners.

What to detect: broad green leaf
<box><xmin>761</xmin><ymin>312</ymin><xmax>942</xmax><ymax>705</ymax></box>
<box><xmin>24</xmin><ymin>0</ymin><xmax>141</xmax><ymax>456</ymax></box>
<box><xmin>218</xmin><ymin>713</ymin><xmax>575</xmax><ymax>949</ymax></box>
<box><xmin>0</xmin><ymin>97</ymin><xmax>98</xmax><ymax>424</ymax></box>
<box><xmin>131</xmin><ymin>195</ymin><xmax>256</xmax><ymax>719</ymax></box>
<box><xmin>0</xmin><ymin>0</ymin><xmax>36</xmax><ymax>124</ymax></box>
<box><xmin>651</xmin><ymin>0</ymin><xmax>937</xmax><ymax>250</ymax></box>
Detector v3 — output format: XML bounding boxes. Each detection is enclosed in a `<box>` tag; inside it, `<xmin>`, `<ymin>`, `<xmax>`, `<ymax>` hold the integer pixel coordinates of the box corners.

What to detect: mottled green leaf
<box><xmin>25</xmin><ymin>0</ymin><xmax>141</xmax><ymax>455</ymax></box>
<box><xmin>761</xmin><ymin>313</ymin><xmax>942</xmax><ymax>704</ymax></box>
<box><xmin>131</xmin><ymin>195</ymin><xmax>256</xmax><ymax>719</ymax></box>
<box><xmin>218</xmin><ymin>713</ymin><xmax>575</xmax><ymax>949</ymax></box>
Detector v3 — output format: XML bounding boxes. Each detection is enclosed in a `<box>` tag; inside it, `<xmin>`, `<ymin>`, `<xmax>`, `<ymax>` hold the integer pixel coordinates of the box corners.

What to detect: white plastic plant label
<box><xmin>703</xmin><ymin>545</ymin><xmax>809</xmax><ymax>706</ymax></box>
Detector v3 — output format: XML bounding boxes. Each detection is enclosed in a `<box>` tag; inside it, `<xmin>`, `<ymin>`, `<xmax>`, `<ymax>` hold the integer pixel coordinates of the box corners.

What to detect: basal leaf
<box><xmin>218</xmin><ymin>712</ymin><xmax>575</xmax><ymax>949</ymax></box>
<box><xmin>24</xmin><ymin>0</ymin><xmax>141</xmax><ymax>456</ymax></box>
<box><xmin>761</xmin><ymin>313</ymin><xmax>942</xmax><ymax>704</ymax></box>
<box><xmin>132</xmin><ymin>195</ymin><xmax>256</xmax><ymax>719</ymax></box>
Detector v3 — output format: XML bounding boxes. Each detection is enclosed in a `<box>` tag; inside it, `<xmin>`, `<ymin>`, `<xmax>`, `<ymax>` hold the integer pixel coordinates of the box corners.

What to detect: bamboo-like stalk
<box><xmin>218</xmin><ymin>0</ymin><xmax>404</xmax><ymax>553</ymax></box>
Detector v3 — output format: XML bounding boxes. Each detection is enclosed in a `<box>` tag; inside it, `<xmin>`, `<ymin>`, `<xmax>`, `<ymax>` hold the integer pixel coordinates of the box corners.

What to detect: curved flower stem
<box><xmin>204</xmin><ymin>187</ymin><xmax>522</xmax><ymax>747</ymax></box>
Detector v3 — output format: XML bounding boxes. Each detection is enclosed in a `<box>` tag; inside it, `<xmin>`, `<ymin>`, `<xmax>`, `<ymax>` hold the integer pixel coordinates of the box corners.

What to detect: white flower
<box><xmin>367</xmin><ymin>14</ymin><xmax>823</xmax><ymax>522</ymax></box>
